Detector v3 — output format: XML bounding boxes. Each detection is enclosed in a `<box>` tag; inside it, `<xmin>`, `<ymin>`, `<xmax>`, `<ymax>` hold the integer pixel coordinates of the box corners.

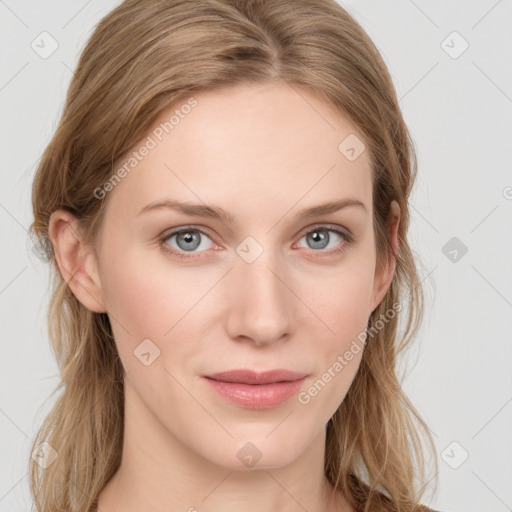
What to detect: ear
<box><xmin>48</xmin><ymin>209</ymin><xmax>107</xmax><ymax>313</ymax></box>
<box><xmin>370</xmin><ymin>200</ymin><xmax>400</xmax><ymax>313</ymax></box>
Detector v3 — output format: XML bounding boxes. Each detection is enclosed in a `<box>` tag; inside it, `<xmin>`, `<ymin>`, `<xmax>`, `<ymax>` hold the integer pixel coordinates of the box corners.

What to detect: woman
<box><xmin>29</xmin><ymin>0</ymin><xmax>440</xmax><ymax>511</ymax></box>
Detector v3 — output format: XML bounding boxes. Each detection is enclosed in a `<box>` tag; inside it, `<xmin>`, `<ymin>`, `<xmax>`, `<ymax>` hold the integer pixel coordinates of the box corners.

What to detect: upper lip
<box><xmin>203</xmin><ymin>369</ymin><xmax>308</xmax><ymax>385</ymax></box>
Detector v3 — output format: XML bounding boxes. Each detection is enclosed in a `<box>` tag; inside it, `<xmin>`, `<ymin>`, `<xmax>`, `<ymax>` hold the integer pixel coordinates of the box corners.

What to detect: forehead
<box><xmin>105</xmin><ymin>81</ymin><xmax>373</xmax><ymax>223</ymax></box>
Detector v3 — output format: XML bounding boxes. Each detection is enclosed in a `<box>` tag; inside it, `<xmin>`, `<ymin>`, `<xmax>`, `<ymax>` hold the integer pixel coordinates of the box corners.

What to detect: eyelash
<box><xmin>157</xmin><ymin>224</ymin><xmax>354</xmax><ymax>261</ymax></box>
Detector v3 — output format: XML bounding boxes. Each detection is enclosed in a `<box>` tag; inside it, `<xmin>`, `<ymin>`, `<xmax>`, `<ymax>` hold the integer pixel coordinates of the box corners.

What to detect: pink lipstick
<box><xmin>202</xmin><ymin>369</ymin><xmax>307</xmax><ymax>410</ymax></box>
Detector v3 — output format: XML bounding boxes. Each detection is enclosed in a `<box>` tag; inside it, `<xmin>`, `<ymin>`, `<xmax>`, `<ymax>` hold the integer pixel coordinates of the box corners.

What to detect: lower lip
<box><xmin>203</xmin><ymin>377</ymin><xmax>306</xmax><ymax>409</ymax></box>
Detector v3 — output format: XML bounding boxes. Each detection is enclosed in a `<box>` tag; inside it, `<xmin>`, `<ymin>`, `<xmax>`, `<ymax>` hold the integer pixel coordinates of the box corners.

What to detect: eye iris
<box><xmin>307</xmin><ymin>229</ymin><xmax>329</xmax><ymax>250</ymax></box>
<box><xmin>176</xmin><ymin>230</ymin><xmax>201</xmax><ymax>251</ymax></box>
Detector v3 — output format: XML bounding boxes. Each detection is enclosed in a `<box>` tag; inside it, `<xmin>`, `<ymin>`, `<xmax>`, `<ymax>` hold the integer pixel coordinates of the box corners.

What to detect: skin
<box><xmin>49</xmin><ymin>81</ymin><xmax>400</xmax><ymax>512</ymax></box>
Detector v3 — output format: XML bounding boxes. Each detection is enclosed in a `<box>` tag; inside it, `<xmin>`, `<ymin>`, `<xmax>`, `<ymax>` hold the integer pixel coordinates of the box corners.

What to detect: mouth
<box><xmin>203</xmin><ymin>368</ymin><xmax>308</xmax><ymax>385</ymax></box>
<box><xmin>202</xmin><ymin>369</ymin><xmax>308</xmax><ymax>409</ymax></box>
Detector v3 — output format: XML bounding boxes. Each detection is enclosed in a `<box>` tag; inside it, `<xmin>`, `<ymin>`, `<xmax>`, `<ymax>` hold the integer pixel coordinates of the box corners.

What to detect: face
<box><xmin>54</xmin><ymin>81</ymin><xmax>397</xmax><ymax>471</ymax></box>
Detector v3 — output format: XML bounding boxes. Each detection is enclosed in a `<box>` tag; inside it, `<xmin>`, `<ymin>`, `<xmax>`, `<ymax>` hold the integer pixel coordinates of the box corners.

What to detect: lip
<box><xmin>202</xmin><ymin>369</ymin><xmax>308</xmax><ymax>410</ymax></box>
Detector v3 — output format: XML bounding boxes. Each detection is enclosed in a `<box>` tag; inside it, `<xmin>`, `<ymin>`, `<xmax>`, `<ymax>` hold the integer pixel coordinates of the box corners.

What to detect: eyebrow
<box><xmin>137</xmin><ymin>197</ymin><xmax>367</xmax><ymax>223</ymax></box>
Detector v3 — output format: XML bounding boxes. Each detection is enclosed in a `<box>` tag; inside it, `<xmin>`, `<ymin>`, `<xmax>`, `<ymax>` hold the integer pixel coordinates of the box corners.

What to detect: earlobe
<box><xmin>48</xmin><ymin>209</ymin><xmax>107</xmax><ymax>313</ymax></box>
<box><xmin>370</xmin><ymin>200</ymin><xmax>400</xmax><ymax>313</ymax></box>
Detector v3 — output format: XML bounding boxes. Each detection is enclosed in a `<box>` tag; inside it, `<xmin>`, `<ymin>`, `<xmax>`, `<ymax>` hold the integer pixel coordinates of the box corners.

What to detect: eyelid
<box><xmin>296</xmin><ymin>222</ymin><xmax>353</xmax><ymax>242</ymax></box>
<box><xmin>159</xmin><ymin>224</ymin><xmax>215</xmax><ymax>239</ymax></box>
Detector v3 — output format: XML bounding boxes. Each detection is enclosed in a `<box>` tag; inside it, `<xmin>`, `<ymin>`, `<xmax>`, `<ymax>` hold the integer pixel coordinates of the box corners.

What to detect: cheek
<box><xmin>98</xmin><ymin>245</ymin><xmax>220</xmax><ymax>377</ymax></box>
<box><xmin>299</xmin><ymin>258</ymin><xmax>374</xmax><ymax>399</ymax></box>
<box><xmin>98</xmin><ymin>246</ymin><xmax>184</xmax><ymax>352</ymax></box>
<box><xmin>301</xmin><ymin>256</ymin><xmax>375</xmax><ymax>338</ymax></box>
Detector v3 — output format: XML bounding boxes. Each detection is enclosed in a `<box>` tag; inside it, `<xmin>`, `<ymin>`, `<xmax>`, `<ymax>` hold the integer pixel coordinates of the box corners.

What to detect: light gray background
<box><xmin>1</xmin><ymin>1</ymin><xmax>511</xmax><ymax>511</ymax></box>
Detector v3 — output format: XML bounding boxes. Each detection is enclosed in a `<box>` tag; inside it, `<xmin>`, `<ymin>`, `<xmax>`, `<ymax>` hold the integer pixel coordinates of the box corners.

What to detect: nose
<box><xmin>224</xmin><ymin>250</ymin><xmax>294</xmax><ymax>348</ymax></box>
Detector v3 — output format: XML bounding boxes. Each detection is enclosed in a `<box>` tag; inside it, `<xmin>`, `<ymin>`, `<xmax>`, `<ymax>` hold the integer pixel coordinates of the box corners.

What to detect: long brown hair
<box><xmin>29</xmin><ymin>1</ymin><xmax>438</xmax><ymax>510</ymax></box>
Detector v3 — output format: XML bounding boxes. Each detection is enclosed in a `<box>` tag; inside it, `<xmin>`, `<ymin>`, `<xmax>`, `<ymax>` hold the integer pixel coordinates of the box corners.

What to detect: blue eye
<box><xmin>159</xmin><ymin>227</ymin><xmax>214</xmax><ymax>260</ymax></box>
<box><xmin>297</xmin><ymin>226</ymin><xmax>347</xmax><ymax>251</ymax></box>
<box><xmin>158</xmin><ymin>224</ymin><xmax>353</xmax><ymax>260</ymax></box>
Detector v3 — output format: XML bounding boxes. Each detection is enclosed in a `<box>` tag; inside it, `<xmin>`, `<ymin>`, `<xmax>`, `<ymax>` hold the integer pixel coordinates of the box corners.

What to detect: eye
<box><xmin>295</xmin><ymin>224</ymin><xmax>353</xmax><ymax>256</ymax></box>
<box><xmin>158</xmin><ymin>226</ymin><xmax>215</xmax><ymax>259</ymax></box>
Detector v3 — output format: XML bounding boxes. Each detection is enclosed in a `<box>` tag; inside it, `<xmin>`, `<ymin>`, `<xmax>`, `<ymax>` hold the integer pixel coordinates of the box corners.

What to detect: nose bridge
<box><xmin>226</xmin><ymin>239</ymin><xmax>293</xmax><ymax>345</ymax></box>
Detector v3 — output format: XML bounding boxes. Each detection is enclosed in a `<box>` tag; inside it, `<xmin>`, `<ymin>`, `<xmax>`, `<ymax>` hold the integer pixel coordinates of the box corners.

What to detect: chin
<box><xmin>201</xmin><ymin>433</ymin><xmax>307</xmax><ymax>471</ymax></box>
